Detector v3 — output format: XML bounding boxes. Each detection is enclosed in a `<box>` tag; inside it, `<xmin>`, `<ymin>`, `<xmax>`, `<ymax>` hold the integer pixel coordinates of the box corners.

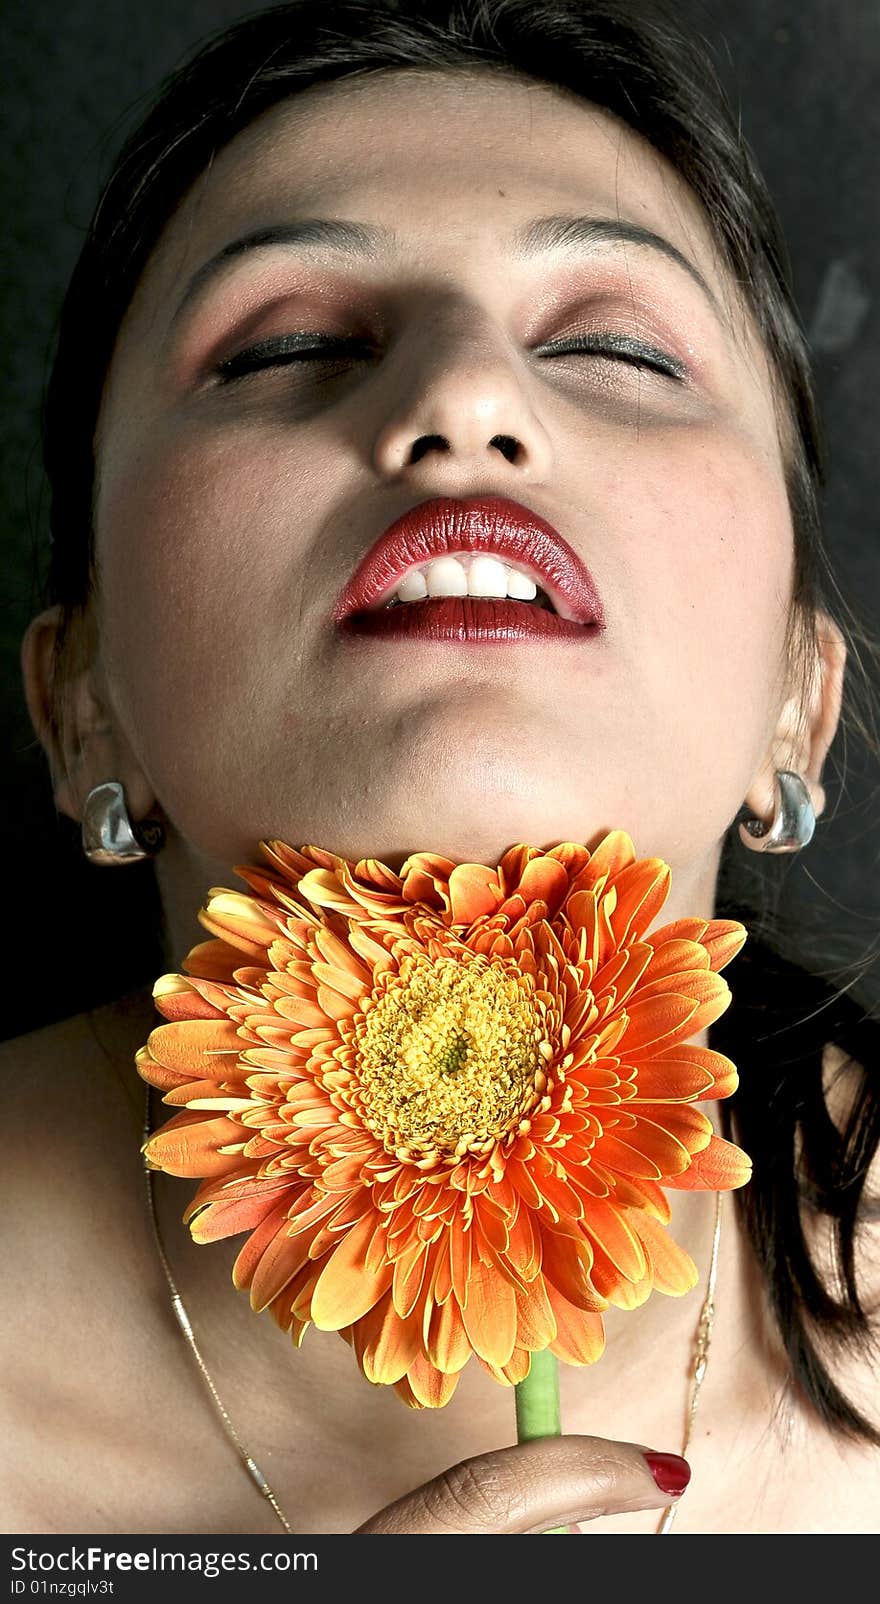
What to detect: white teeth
<box><xmin>505</xmin><ymin>568</ymin><xmax>538</xmax><ymax>601</ymax></box>
<box><xmin>467</xmin><ymin>555</ymin><xmax>509</xmax><ymax>597</ymax></box>
<box><xmin>396</xmin><ymin>567</ymin><xmax>429</xmax><ymax>602</ymax></box>
<box><xmin>425</xmin><ymin>556</ymin><xmax>469</xmax><ymax>598</ymax></box>
<box><xmin>388</xmin><ymin>554</ymin><xmax>544</xmax><ymax>606</ymax></box>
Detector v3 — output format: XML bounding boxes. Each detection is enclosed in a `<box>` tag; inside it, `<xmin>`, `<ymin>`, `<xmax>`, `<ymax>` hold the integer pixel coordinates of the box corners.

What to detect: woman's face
<box><xmin>91</xmin><ymin>68</ymin><xmax>794</xmax><ymax>901</ymax></box>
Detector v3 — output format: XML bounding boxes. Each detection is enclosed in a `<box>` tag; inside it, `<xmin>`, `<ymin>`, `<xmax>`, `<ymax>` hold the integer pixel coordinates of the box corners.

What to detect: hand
<box><xmin>353</xmin><ymin>1436</ymin><xmax>690</xmax><ymax>1534</ymax></box>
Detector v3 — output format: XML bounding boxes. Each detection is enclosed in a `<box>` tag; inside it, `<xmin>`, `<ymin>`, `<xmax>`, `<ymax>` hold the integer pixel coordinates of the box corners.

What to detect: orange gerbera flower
<box><xmin>137</xmin><ymin>831</ymin><xmax>750</xmax><ymax>1409</ymax></box>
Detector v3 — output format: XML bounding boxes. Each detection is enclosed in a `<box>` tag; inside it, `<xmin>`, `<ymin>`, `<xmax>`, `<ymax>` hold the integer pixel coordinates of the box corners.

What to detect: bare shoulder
<box><xmin>0</xmin><ymin>993</ymin><xmax>165</xmax><ymax>1533</ymax></box>
<box><xmin>0</xmin><ymin>994</ymin><xmax>278</xmax><ymax>1536</ymax></box>
<box><xmin>0</xmin><ymin>990</ymin><xmax>155</xmax><ymax>1129</ymax></box>
<box><xmin>0</xmin><ymin>986</ymin><xmax>160</xmax><ymax>1278</ymax></box>
<box><xmin>0</xmin><ymin>992</ymin><xmax>157</xmax><ymax>1277</ymax></box>
<box><xmin>0</xmin><ymin>995</ymin><xmax>157</xmax><ymax>1252</ymax></box>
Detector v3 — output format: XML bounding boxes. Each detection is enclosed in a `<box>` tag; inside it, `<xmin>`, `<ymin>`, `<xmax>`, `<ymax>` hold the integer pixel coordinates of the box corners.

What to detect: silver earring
<box><xmin>737</xmin><ymin>769</ymin><xmax>816</xmax><ymax>854</ymax></box>
<box><xmin>81</xmin><ymin>780</ymin><xmax>165</xmax><ymax>865</ymax></box>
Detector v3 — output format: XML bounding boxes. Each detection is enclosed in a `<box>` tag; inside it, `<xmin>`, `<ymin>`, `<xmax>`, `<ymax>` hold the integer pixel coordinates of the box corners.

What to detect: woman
<box><xmin>9</xmin><ymin>0</ymin><xmax>879</xmax><ymax>1534</ymax></box>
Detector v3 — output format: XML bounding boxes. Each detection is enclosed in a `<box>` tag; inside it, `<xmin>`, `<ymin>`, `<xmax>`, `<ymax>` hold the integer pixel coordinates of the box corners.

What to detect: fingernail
<box><xmin>643</xmin><ymin>1451</ymin><xmax>691</xmax><ymax>1497</ymax></box>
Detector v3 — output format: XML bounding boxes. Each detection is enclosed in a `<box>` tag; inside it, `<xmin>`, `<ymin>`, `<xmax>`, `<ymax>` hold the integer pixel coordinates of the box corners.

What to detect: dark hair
<box><xmin>37</xmin><ymin>0</ymin><xmax>879</xmax><ymax>1444</ymax></box>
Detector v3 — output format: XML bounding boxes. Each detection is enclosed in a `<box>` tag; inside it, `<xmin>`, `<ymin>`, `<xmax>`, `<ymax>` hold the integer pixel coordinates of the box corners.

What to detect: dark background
<box><xmin>3</xmin><ymin>0</ymin><xmax>878</xmax><ymax>1040</ymax></box>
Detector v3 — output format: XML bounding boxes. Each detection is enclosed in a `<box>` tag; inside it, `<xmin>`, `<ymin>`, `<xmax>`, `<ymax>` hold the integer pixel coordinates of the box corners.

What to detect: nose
<box><xmin>370</xmin><ymin>298</ymin><xmax>553</xmax><ymax>489</ymax></box>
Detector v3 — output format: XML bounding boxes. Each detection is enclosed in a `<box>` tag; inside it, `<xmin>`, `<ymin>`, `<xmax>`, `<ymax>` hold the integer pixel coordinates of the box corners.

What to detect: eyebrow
<box><xmin>169</xmin><ymin>212</ymin><xmax>725</xmax><ymax>327</ymax></box>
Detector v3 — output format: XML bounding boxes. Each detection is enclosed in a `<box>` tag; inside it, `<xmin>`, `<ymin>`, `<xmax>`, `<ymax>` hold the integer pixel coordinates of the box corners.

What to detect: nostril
<box><xmin>490</xmin><ymin>434</ymin><xmax>521</xmax><ymax>463</ymax></box>
<box><xmin>410</xmin><ymin>434</ymin><xmax>450</xmax><ymax>464</ymax></box>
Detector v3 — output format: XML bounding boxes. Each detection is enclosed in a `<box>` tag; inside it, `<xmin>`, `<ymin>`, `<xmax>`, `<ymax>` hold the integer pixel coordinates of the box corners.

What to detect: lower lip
<box><xmin>337</xmin><ymin>597</ymin><xmax>600</xmax><ymax>642</ymax></box>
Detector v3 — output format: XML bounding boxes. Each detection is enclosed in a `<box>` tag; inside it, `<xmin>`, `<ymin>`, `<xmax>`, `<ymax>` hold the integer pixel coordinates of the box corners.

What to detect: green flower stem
<box><xmin>514</xmin><ymin>1349</ymin><xmax>567</xmax><ymax>1535</ymax></box>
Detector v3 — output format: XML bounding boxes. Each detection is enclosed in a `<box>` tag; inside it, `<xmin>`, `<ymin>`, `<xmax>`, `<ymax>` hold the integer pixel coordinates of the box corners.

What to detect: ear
<box><xmin>20</xmin><ymin>604</ymin><xmax>162</xmax><ymax>829</ymax></box>
<box><xmin>742</xmin><ymin>610</ymin><xmax>847</xmax><ymax>827</ymax></box>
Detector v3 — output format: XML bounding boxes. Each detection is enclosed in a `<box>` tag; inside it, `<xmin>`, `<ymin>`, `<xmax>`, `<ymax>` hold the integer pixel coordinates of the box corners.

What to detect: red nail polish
<box><xmin>643</xmin><ymin>1451</ymin><xmax>691</xmax><ymax>1497</ymax></box>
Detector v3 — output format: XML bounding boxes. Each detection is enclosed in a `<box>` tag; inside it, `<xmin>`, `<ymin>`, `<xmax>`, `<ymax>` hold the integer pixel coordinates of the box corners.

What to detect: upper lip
<box><xmin>332</xmin><ymin>495</ymin><xmax>605</xmax><ymax>627</ymax></box>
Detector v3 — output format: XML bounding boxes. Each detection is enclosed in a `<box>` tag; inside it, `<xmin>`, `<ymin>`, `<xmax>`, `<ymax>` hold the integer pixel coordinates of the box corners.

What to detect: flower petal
<box><xmin>589</xmin><ymin>1241</ymin><xmax>654</xmax><ymax>1308</ymax></box>
<box><xmin>199</xmin><ymin>891</ymin><xmax>282</xmax><ymax>954</ymax></box>
<box><xmin>406</xmin><ymin>1353</ymin><xmax>462</xmax><ymax>1408</ymax></box>
<box><xmin>192</xmin><ymin>1191</ymin><xmax>289</xmax><ymax>1247</ymax></box>
<box><xmin>604</xmin><ymin>1173</ymin><xmax>671</xmax><ymax>1223</ymax></box>
<box><xmin>152</xmin><ymin>974</ymin><xmax>228</xmax><ymax>1022</ymax></box>
<box><xmin>515</xmin><ymin>856</ymin><xmax>570</xmax><ymax>919</ymax></box>
<box><xmin>581</xmin><ymin>1198</ymin><xmax>647</xmax><ymax>1282</ymax></box>
<box><xmin>294</xmin><ymin>868</ymin><xmax>366</xmax><ymax>919</ymax></box>
<box><xmin>480</xmin><ymin>1345</ymin><xmax>533</xmax><ymax>1386</ymax></box>
<box><xmin>539</xmin><ymin>1229</ymin><xmax>604</xmax><ymax>1311</ymax></box>
<box><xmin>424</xmin><ymin>1294</ymin><xmax>473</xmax><ymax>1373</ymax></box>
<box><xmin>629</xmin><ymin>1045</ymin><xmax>723</xmax><ymax>1102</ymax></box>
<box><xmin>310</xmin><ymin>1213</ymin><xmax>394</xmax><ymax>1330</ymax></box>
<box><xmin>663</xmin><ymin>1134</ymin><xmax>752</xmax><ymax>1190</ymax></box>
<box><xmin>460</xmin><ymin>1255</ymin><xmax>517</xmax><ymax>1366</ymax></box>
<box><xmin>607</xmin><ymin>859</ymin><xmax>671</xmax><ymax>943</ymax></box>
<box><xmin>248</xmin><ymin>1223</ymin><xmax>312</xmax><ymax>1312</ymax></box>
<box><xmin>231</xmin><ymin>1199</ymin><xmax>299</xmax><ymax>1288</ymax></box>
<box><xmin>618</xmin><ymin>994</ymin><xmax>700</xmax><ymax>1055</ymax></box>
<box><xmin>513</xmin><ymin>1273</ymin><xmax>557</xmax><ymax>1350</ymax></box>
<box><xmin>590</xmin><ymin>1131</ymin><xmax>664</xmax><ymax>1180</ymax></box>
<box><xmin>391</xmin><ymin>1238</ymin><xmax>431</xmax><ymax>1319</ymax></box>
<box><xmin>505</xmin><ymin>1204</ymin><xmax>541</xmax><ymax>1284</ymax></box>
<box><xmin>182</xmin><ymin>1165</ymin><xmax>286</xmax><ymax>1224</ymax></box>
<box><xmin>702</xmin><ymin>920</ymin><xmax>748</xmax><ymax>971</ymax></box>
<box><xmin>182</xmin><ymin>939</ymin><xmax>243</xmax><ymax>981</ymax></box>
<box><xmin>144</xmin><ymin>1110</ymin><xmax>246</xmax><ymax>1177</ymax></box>
<box><xmin>546</xmin><ymin>1285</ymin><xmax>606</xmax><ymax>1364</ymax></box>
<box><xmin>640</xmin><ymin>937</ymin><xmax>709</xmax><ymax>982</ymax></box>
<box><xmin>358</xmin><ymin>1291</ymin><xmax>422</xmax><ymax>1384</ymax></box>
<box><xmin>584</xmin><ymin>830</ymin><xmax>636</xmax><ymax>885</ymax></box>
<box><xmin>631</xmin><ymin>1213</ymin><xmax>698</xmax><ymax>1296</ymax></box>
<box><xmin>450</xmin><ymin>1219</ymin><xmax>473</xmax><ymax>1310</ymax></box>
<box><xmin>145</xmin><ymin>1018</ymin><xmax>245</xmax><ymax>1081</ymax></box>
<box><xmin>630</xmin><ymin>1103</ymin><xmax>714</xmax><ymax>1159</ymax></box>
<box><xmin>447</xmin><ymin>863</ymin><xmax>502</xmax><ymax>924</ymax></box>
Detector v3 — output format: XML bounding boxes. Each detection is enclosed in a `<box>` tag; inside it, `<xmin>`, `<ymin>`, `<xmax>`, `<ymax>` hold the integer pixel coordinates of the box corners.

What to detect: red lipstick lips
<box><xmin>333</xmin><ymin>496</ymin><xmax>604</xmax><ymax>644</ymax></box>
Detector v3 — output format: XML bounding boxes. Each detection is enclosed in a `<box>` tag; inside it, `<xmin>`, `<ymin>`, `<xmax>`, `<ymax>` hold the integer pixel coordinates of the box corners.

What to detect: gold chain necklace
<box><xmin>142</xmin><ymin>1084</ymin><xmax>722</xmax><ymax>1535</ymax></box>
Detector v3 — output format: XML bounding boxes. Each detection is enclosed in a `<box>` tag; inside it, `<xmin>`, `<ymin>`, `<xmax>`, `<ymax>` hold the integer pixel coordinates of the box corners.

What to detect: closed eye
<box><xmin>214</xmin><ymin>329</ymin><xmax>687</xmax><ymax>384</ymax></box>
<box><xmin>215</xmin><ymin>333</ymin><xmax>369</xmax><ymax>382</ymax></box>
<box><xmin>537</xmin><ymin>331</ymin><xmax>687</xmax><ymax>379</ymax></box>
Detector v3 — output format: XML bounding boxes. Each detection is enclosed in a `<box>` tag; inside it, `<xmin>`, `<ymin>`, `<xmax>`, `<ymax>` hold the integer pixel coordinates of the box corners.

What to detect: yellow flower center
<box><xmin>353</xmin><ymin>954</ymin><xmax>547</xmax><ymax>1156</ymax></box>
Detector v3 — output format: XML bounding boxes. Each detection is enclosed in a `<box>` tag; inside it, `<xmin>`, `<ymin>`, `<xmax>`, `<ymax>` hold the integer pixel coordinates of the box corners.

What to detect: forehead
<box><xmin>135</xmin><ymin>67</ymin><xmax>743</xmax><ymax>324</ymax></box>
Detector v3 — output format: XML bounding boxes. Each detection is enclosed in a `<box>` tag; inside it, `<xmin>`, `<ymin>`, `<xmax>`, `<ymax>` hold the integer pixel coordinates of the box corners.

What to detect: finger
<box><xmin>354</xmin><ymin>1436</ymin><xmax>690</xmax><ymax>1535</ymax></box>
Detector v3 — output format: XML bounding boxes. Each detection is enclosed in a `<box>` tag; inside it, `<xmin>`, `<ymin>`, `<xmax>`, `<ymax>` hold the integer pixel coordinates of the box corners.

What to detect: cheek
<box><xmin>682</xmin><ymin>439</ymin><xmax>790</xmax><ymax>671</ymax></box>
<box><xmin>614</xmin><ymin>427</ymin><xmax>794</xmax><ymax>764</ymax></box>
<box><xmin>95</xmin><ymin>426</ymin><xmax>330</xmax><ymax>738</ymax></box>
